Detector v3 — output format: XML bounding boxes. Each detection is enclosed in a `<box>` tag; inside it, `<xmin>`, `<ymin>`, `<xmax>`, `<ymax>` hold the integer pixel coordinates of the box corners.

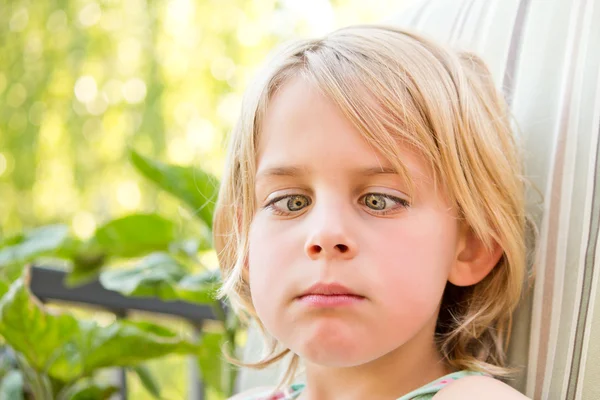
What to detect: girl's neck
<box><xmin>297</xmin><ymin>327</ymin><xmax>452</xmax><ymax>400</ymax></box>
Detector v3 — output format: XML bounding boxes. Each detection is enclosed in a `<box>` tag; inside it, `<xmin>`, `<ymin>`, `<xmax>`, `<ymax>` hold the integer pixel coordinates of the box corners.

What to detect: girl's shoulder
<box><xmin>228</xmin><ymin>371</ymin><xmax>530</xmax><ymax>400</ymax></box>
<box><xmin>433</xmin><ymin>375</ymin><xmax>530</xmax><ymax>400</ymax></box>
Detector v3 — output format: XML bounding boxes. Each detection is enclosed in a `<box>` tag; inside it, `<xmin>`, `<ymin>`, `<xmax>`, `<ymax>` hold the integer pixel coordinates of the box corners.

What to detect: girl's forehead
<box><xmin>256</xmin><ymin>76</ymin><xmax>434</xmax><ymax>185</ymax></box>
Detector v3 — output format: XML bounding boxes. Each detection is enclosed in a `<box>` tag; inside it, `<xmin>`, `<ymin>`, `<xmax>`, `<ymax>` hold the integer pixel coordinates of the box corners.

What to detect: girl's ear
<box><xmin>448</xmin><ymin>222</ymin><xmax>504</xmax><ymax>287</ymax></box>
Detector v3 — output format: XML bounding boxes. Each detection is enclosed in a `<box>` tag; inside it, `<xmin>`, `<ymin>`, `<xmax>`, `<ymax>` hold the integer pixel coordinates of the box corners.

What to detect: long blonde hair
<box><xmin>213</xmin><ymin>24</ymin><xmax>534</xmax><ymax>385</ymax></box>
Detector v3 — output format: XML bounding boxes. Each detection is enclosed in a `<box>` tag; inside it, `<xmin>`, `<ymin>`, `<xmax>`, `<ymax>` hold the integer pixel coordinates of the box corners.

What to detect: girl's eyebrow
<box><xmin>255</xmin><ymin>165</ymin><xmax>399</xmax><ymax>183</ymax></box>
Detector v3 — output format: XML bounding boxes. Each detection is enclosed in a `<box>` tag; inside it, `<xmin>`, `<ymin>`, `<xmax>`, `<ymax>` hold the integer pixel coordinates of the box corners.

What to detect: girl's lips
<box><xmin>296</xmin><ymin>294</ymin><xmax>365</xmax><ymax>307</ymax></box>
<box><xmin>298</xmin><ymin>282</ymin><xmax>361</xmax><ymax>297</ymax></box>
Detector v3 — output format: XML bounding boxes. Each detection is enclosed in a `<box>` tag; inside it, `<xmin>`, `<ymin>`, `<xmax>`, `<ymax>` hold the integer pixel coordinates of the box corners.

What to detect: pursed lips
<box><xmin>296</xmin><ymin>282</ymin><xmax>366</xmax><ymax>307</ymax></box>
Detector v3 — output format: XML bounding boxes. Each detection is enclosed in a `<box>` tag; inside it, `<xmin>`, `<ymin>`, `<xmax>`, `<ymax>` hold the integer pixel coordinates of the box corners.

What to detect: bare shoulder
<box><xmin>228</xmin><ymin>386</ymin><xmax>275</xmax><ymax>400</ymax></box>
<box><xmin>434</xmin><ymin>376</ymin><xmax>530</xmax><ymax>400</ymax></box>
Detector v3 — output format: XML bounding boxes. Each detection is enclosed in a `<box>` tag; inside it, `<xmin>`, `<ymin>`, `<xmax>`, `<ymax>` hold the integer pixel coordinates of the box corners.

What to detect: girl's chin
<box><xmin>298</xmin><ymin>349</ymin><xmax>383</xmax><ymax>368</ymax></box>
<box><xmin>291</xmin><ymin>336</ymin><xmax>387</xmax><ymax>368</ymax></box>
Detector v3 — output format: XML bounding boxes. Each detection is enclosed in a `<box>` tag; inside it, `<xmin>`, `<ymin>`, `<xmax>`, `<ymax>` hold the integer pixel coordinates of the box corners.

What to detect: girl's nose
<box><xmin>304</xmin><ymin>208</ymin><xmax>358</xmax><ymax>261</ymax></box>
<box><xmin>305</xmin><ymin>240</ymin><xmax>356</xmax><ymax>260</ymax></box>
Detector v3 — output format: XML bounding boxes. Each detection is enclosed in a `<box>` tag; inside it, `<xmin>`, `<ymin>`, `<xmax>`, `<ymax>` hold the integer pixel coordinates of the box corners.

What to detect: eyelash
<box><xmin>263</xmin><ymin>193</ymin><xmax>410</xmax><ymax>217</ymax></box>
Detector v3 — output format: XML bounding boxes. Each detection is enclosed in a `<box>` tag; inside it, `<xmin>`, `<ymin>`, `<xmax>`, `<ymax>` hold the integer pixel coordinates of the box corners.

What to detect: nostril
<box><xmin>335</xmin><ymin>244</ymin><xmax>348</xmax><ymax>252</ymax></box>
<box><xmin>311</xmin><ymin>245</ymin><xmax>323</xmax><ymax>253</ymax></box>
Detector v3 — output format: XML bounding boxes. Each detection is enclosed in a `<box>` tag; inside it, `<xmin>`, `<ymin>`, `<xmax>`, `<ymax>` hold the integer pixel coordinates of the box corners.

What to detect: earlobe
<box><xmin>448</xmin><ymin>223</ymin><xmax>504</xmax><ymax>287</ymax></box>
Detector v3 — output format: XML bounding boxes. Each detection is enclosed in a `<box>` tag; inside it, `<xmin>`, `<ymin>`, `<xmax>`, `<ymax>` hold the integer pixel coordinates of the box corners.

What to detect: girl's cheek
<box><xmin>248</xmin><ymin>220</ymin><xmax>293</xmax><ymax>295</ymax></box>
<box><xmin>372</xmin><ymin>233</ymin><xmax>453</xmax><ymax>304</ymax></box>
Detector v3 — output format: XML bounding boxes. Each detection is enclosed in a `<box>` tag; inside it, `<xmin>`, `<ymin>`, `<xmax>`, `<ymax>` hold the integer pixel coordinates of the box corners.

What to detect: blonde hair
<box><xmin>213</xmin><ymin>24</ymin><xmax>534</xmax><ymax>386</ymax></box>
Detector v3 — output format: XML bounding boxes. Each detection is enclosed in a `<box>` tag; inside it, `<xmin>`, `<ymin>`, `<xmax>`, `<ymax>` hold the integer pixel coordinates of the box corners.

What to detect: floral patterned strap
<box><xmin>248</xmin><ymin>383</ymin><xmax>304</xmax><ymax>400</ymax></box>
<box><xmin>247</xmin><ymin>370</ymin><xmax>488</xmax><ymax>400</ymax></box>
<box><xmin>397</xmin><ymin>370</ymin><xmax>488</xmax><ymax>400</ymax></box>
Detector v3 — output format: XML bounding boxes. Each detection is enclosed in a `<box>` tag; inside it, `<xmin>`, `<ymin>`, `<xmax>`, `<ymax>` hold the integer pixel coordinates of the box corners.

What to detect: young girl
<box><xmin>213</xmin><ymin>24</ymin><xmax>533</xmax><ymax>400</ymax></box>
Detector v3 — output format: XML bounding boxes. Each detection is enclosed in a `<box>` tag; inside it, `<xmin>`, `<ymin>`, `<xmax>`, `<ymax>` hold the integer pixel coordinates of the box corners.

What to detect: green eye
<box><xmin>361</xmin><ymin>193</ymin><xmax>410</xmax><ymax>214</ymax></box>
<box><xmin>264</xmin><ymin>194</ymin><xmax>312</xmax><ymax>215</ymax></box>
<box><xmin>287</xmin><ymin>195</ymin><xmax>309</xmax><ymax>211</ymax></box>
<box><xmin>264</xmin><ymin>193</ymin><xmax>409</xmax><ymax>216</ymax></box>
<box><xmin>364</xmin><ymin>193</ymin><xmax>387</xmax><ymax>210</ymax></box>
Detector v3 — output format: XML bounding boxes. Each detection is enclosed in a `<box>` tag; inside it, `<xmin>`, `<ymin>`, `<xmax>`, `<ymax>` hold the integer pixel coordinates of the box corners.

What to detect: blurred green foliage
<box><xmin>0</xmin><ymin>149</ymin><xmax>233</xmax><ymax>398</ymax></box>
<box><xmin>0</xmin><ymin>0</ymin><xmax>284</xmax><ymax>241</ymax></box>
<box><xmin>0</xmin><ymin>0</ymin><xmax>403</xmax><ymax>240</ymax></box>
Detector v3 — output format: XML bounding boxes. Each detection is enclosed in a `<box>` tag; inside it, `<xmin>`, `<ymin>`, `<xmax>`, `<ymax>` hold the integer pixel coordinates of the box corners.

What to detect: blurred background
<box><xmin>0</xmin><ymin>0</ymin><xmax>422</xmax><ymax>238</ymax></box>
<box><xmin>0</xmin><ymin>0</ymin><xmax>419</xmax><ymax>398</ymax></box>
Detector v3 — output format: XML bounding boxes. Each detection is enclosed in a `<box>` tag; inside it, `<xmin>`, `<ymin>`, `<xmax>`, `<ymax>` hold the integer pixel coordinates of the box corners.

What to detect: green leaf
<box><xmin>0</xmin><ymin>277</ymin><xmax>79</xmax><ymax>372</ymax></box>
<box><xmin>129</xmin><ymin>149</ymin><xmax>219</xmax><ymax>230</ymax></box>
<box><xmin>169</xmin><ymin>237</ymin><xmax>212</xmax><ymax>256</ymax></box>
<box><xmin>179</xmin><ymin>269</ymin><xmax>220</xmax><ymax>286</ymax></box>
<box><xmin>0</xmin><ymin>370</ymin><xmax>24</xmax><ymax>400</ymax></box>
<box><xmin>93</xmin><ymin>214</ymin><xmax>177</xmax><ymax>258</ymax></box>
<box><xmin>64</xmin><ymin>267</ymin><xmax>104</xmax><ymax>287</ymax></box>
<box><xmin>176</xmin><ymin>269</ymin><xmax>220</xmax><ymax>304</ymax></box>
<box><xmin>66</xmin><ymin>214</ymin><xmax>178</xmax><ymax>285</ymax></box>
<box><xmin>0</xmin><ymin>279</ymin><xmax>11</xmax><ymax>299</ymax></box>
<box><xmin>0</xmin><ymin>224</ymin><xmax>70</xmax><ymax>267</ymax></box>
<box><xmin>99</xmin><ymin>254</ymin><xmax>220</xmax><ymax>305</ymax></box>
<box><xmin>197</xmin><ymin>331</ymin><xmax>226</xmax><ymax>397</ymax></box>
<box><xmin>60</xmin><ymin>378</ymin><xmax>119</xmax><ymax>400</ymax></box>
<box><xmin>49</xmin><ymin>319</ymin><xmax>198</xmax><ymax>381</ymax></box>
<box><xmin>0</xmin><ymin>234</ymin><xmax>25</xmax><ymax>248</ymax></box>
<box><xmin>123</xmin><ymin>320</ymin><xmax>178</xmax><ymax>338</ymax></box>
<box><xmin>63</xmin><ymin>239</ymin><xmax>107</xmax><ymax>287</ymax></box>
<box><xmin>99</xmin><ymin>253</ymin><xmax>186</xmax><ymax>299</ymax></box>
<box><xmin>53</xmin><ymin>237</ymin><xmax>86</xmax><ymax>261</ymax></box>
<box><xmin>0</xmin><ymin>349</ymin><xmax>14</xmax><ymax>377</ymax></box>
<box><xmin>0</xmin><ymin>263</ymin><xmax>27</xmax><ymax>285</ymax></box>
<box><xmin>0</xmin><ymin>272</ymin><xmax>198</xmax><ymax>383</ymax></box>
<box><xmin>132</xmin><ymin>364</ymin><xmax>162</xmax><ymax>399</ymax></box>
<box><xmin>14</xmin><ymin>353</ymin><xmax>53</xmax><ymax>400</ymax></box>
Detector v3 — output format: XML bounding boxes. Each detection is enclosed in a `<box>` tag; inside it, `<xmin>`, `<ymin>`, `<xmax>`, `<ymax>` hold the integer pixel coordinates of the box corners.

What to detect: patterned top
<box><xmin>245</xmin><ymin>370</ymin><xmax>486</xmax><ymax>399</ymax></box>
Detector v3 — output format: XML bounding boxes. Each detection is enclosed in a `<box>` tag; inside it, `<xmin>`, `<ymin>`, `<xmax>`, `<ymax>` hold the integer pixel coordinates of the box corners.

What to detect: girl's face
<box><xmin>248</xmin><ymin>76</ymin><xmax>462</xmax><ymax>367</ymax></box>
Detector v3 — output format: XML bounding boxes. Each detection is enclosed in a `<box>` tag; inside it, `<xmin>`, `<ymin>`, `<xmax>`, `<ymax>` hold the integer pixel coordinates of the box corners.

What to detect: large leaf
<box><xmin>100</xmin><ymin>253</ymin><xmax>220</xmax><ymax>305</ymax></box>
<box><xmin>0</xmin><ymin>225</ymin><xmax>70</xmax><ymax>267</ymax></box>
<box><xmin>59</xmin><ymin>237</ymin><xmax>105</xmax><ymax>271</ymax></box>
<box><xmin>0</xmin><ymin>279</ymin><xmax>11</xmax><ymax>299</ymax></box>
<box><xmin>175</xmin><ymin>269</ymin><xmax>221</xmax><ymax>305</ymax></box>
<box><xmin>49</xmin><ymin>320</ymin><xmax>198</xmax><ymax>382</ymax></box>
<box><xmin>0</xmin><ymin>277</ymin><xmax>79</xmax><ymax>372</ymax></box>
<box><xmin>131</xmin><ymin>364</ymin><xmax>162</xmax><ymax>399</ymax></box>
<box><xmin>14</xmin><ymin>353</ymin><xmax>53</xmax><ymax>399</ymax></box>
<box><xmin>0</xmin><ymin>274</ymin><xmax>199</xmax><ymax>383</ymax></box>
<box><xmin>0</xmin><ymin>348</ymin><xmax>14</xmax><ymax>377</ymax></box>
<box><xmin>59</xmin><ymin>238</ymin><xmax>107</xmax><ymax>287</ymax></box>
<box><xmin>169</xmin><ymin>237</ymin><xmax>213</xmax><ymax>256</ymax></box>
<box><xmin>99</xmin><ymin>253</ymin><xmax>186</xmax><ymax>299</ymax></box>
<box><xmin>0</xmin><ymin>370</ymin><xmax>24</xmax><ymax>400</ymax></box>
<box><xmin>67</xmin><ymin>214</ymin><xmax>178</xmax><ymax>286</ymax></box>
<box><xmin>129</xmin><ymin>149</ymin><xmax>219</xmax><ymax>230</ymax></box>
<box><xmin>93</xmin><ymin>214</ymin><xmax>176</xmax><ymax>258</ymax></box>
<box><xmin>65</xmin><ymin>267</ymin><xmax>105</xmax><ymax>288</ymax></box>
<box><xmin>59</xmin><ymin>378</ymin><xmax>119</xmax><ymax>400</ymax></box>
<box><xmin>197</xmin><ymin>331</ymin><xmax>227</xmax><ymax>397</ymax></box>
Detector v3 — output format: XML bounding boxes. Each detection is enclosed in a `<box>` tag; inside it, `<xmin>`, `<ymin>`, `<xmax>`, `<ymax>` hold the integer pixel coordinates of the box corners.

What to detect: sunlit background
<box><xmin>0</xmin><ymin>0</ymin><xmax>417</xmax><ymax>397</ymax></box>
<box><xmin>0</xmin><ymin>0</ymin><xmax>420</xmax><ymax>239</ymax></box>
